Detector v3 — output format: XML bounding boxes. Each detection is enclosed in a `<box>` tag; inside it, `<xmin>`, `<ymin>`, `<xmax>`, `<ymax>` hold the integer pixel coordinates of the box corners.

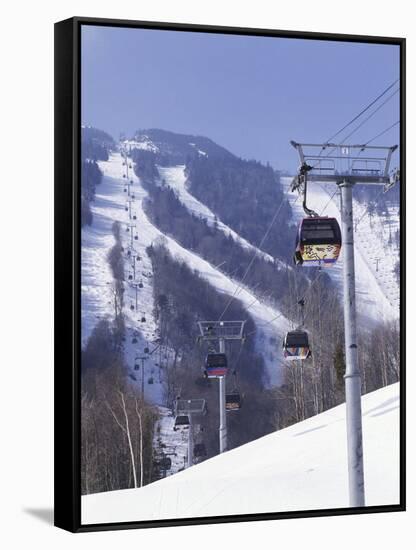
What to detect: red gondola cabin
<box><xmin>294</xmin><ymin>217</ymin><xmax>341</xmax><ymax>267</ymax></box>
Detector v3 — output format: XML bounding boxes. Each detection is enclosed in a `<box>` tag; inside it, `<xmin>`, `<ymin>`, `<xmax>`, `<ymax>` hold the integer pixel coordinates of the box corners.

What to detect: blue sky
<box><xmin>81</xmin><ymin>25</ymin><xmax>400</xmax><ymax>172</ymax></box>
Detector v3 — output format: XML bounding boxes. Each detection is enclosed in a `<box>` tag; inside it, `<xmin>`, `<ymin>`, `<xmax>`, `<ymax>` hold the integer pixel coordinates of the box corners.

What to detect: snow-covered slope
<box><xmin>353</xmin><ymin>199</ymin><xmax>400</xmax><ymax>312</ymax></box>
<box><xmin>282</xmin><ymin>177</ymin><xmax>399</xmax><ymax>324</ymax></box>
<box><xmin>158</xmin><ymin>165</ymin><xmax>283</xmax><ymax>267</ymax></box>
<box><xmin>81</xmin><ymin>164</ymin><xmax>126</xmax><ymax>345</ymax></box>
<box><xmin>82</xmin><ymin>382</ymin><xmax>400</xmax><ymax>524</ymax></box>
<box><xmin>88</xmin><ymin>152</ymin><xmax>290</xmax><ymax>386</ymax></box>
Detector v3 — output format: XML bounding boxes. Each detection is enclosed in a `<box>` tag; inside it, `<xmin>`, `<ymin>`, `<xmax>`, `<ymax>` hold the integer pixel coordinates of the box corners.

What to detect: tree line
<box><xmin>81</xmin><ymin>126</ymin><xmax>115</xmax><ymax>226</ymax></box>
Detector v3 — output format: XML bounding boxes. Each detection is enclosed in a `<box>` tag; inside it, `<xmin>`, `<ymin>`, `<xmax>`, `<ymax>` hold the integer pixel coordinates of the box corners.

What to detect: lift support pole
<box><xmin>340</xmin><ymin>181</ymin><xmax>365</xmax><ymax>507</ymax></box>
<box><xmin>219</xmin><ymin>338</ymin><xmax>227</xmax><ymax>453</ymax></box>
<box><xmin>187</xmin><ymin>414</ymin><xmax>193</xmax><ymax>468</ymax></box>
<box><xmin>290</xmin><ymin>140</ymin><xmax>399</xmax><ymax>508</ymax></box>
<box><xmin>175</xmin><ymin>398</ymin><xmax>206</xmax><ymax>469</ymax></box>
<box><xmin>197</xmin><ymin>320</ymin><xmax>245</xmax><ymax>455</ymax></box>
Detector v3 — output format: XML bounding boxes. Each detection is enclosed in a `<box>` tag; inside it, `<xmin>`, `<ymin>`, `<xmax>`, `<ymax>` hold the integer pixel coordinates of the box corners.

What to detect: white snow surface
<box><xmin>282</xmin><ymin>177</ymin><xmax>399</xmax><ymax>325</ymax></box>
<box><xmin>82</xmin><ymin>382</ymin><xmax>400</xmax><ymax>524</ymax></box>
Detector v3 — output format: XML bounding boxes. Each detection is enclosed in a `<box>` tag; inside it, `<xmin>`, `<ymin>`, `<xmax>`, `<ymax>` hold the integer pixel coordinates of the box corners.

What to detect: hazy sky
<box><xmin>81</xmin><ymin>25</ymin><xmax>400</xmax><ymax>171</ymax></box>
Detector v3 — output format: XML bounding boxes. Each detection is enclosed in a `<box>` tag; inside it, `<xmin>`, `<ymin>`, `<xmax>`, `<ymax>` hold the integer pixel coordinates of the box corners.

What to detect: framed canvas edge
<box><xmin>54</xmin><ymin>15</ymin><xmax>406</xmax><ymax>533</ymax></box>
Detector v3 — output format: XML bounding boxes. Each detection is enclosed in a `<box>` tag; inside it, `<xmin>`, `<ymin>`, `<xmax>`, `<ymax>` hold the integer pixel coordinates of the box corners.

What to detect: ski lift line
<box><xmin>227</xmin><ymin>339</ymin><xmax>245</xmax><ymax>376</ymax></box>
<box><xmin>218</xmin><ymin>195</ymin><xmax>300</xmax><ymax>322</ymax></box>
<box><xmin>245</xmin><ymin>266</ymin><xmax>323</xmax><ymax>338</ymax></box>
<box><xmin>338</xmin><ymin>88</ymin><xmax>399</xmax><ymax>148</ymax></box>
<box><xmin>308</xmin><ymin>87</ymin><xmax>399</xmax><ymax>172</ymax></box>
<box><xmin>346</xmin><ymin>119</ymin><xmax>400</xmax><ymax>178</ymax></box>
<box><xmin>353</xmin><ymin>187</ymin><xmax>388</xmax><ymax>230</ymax></box>
<box><xmin>323</xmin><ymin>78</ymin><xmax>399</xmax><ymax>146</ymax></box>
<box><xmin>244</xmin><ymin>311</ymin><xmax>285</xmax><ymax>337</ymax></box>
<box><xmin>363</xmin><ymin>120</ymin><xmax>400</xmax><ymax>147</ymax></box>
<box><xmin>318</xmin><ymin>187</ymin><xmax>339</xmax><ymax>217</ymax></box>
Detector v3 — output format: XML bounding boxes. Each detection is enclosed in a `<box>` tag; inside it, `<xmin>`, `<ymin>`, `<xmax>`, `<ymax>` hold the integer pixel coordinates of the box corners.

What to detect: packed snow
<box><xmin>82</xmin><ymin>382</ymin><xmax>400</xmax><ymax>524</ymax></box>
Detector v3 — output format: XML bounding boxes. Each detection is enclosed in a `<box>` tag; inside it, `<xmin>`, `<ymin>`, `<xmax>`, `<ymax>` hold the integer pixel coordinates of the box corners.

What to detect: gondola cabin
<box><xmin>283</xmin><ymin>330</ymin><xmax>311</xmax><ymax>360</ymax></box>
<box><xmin>294</xmin><ymin>217</ymin><xmax>341</xmax><ymax>267</ymax></box>
<box><xmin>226</xmin><ymin>392</ymin><xmax>242</xmax><ymax>411</ymax></box>
<box><xmin>173</xmin><ymin>415</ymin><xmax>190</xmax><ymax>430</ymax></box>
<box><xmin>205</xmin><ymin>353</ymin><xmax>228</xmax><ymax>378</ymax></box>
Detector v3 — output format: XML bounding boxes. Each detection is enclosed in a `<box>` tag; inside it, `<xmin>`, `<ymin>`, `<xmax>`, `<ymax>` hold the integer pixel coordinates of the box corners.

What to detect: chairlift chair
<box><xmin>130</xmin><ymin>304</ymin><xmax>135</xmax><ymax>311</ymax></box>
<box><xmin>294</xmin><ymin>217</ymin><xmax>341</xmax><ymax>267</ymax></box>
<box><xmin>139</xmin><ymin>281</ymin><xmax>144</xmax><ymax>288</ymax></box>
<box><xmin>135</xmin><ymin>235</ymin><xmax>138</xmax><ymax>240</ymax></box>
<box><xmin>204</xmin><ymin>353</ymin><xmax>228</xmax><ymax>378</ymax></box>
<box><xmin>134</xmin><ymin>363</ymin><xmax>140</xmax><ymax>371</ymax></box>
<box><xmin>283</xmin><ymin>330</ymin><xmax>311</xmax><ymax>360</ymax></box>
<box><xmin>132</xmin><ymin>337</ymin><xmax>138</xmax><ymax>344</ymax></box>
<box><xmin>148</xmin><ymin>377</ymin><xmax>154</xmax><ymax>384</ymax></box>
<box><xmin>141</xmin><ymin>314</ymin><xmax>146</xmax><ymax>323</ymax></box>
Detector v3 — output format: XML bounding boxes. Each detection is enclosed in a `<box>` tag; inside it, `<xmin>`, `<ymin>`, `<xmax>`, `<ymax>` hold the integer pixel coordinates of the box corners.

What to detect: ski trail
<box><xmin>113</xmin><ymin>152</ymin><xmax>290</xmax><ymax>386</ymax></box>
<box><xmin>158</xmin><ymin>165</ymin><xmax>285</xmax><ymax>268</ymax></box>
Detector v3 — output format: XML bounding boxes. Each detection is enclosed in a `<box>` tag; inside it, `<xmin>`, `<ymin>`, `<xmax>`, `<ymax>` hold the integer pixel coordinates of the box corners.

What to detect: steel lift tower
<box><xmin>291</xmin><ymin>140</ymin><xmax>399</xmax><ymax>507</ymax></box>
<box><xmin>175</xmin><ymin>398</ymin><xmax>207</xmax><ymax>467</ymax></box>
<box><xmin>197</xmin><ymin>320</ymin><xmax>246</xmax><ymax>454</ymax></box>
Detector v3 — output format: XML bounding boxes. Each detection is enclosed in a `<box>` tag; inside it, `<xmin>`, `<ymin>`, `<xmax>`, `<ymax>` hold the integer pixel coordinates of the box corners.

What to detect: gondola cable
<box><xmin>218</xmin><ymin>194</ymin><xmax>299</xmax><ymax>321</ymax></box>
<box><xmin>310</xmin><ymin>85</ymin><xmax>399</xmax><ymax>172</ymax></box>
<box><xmin>323</xmin><ymin>78</ymin><xmax>399</xmax><ymax>145</ymax></box>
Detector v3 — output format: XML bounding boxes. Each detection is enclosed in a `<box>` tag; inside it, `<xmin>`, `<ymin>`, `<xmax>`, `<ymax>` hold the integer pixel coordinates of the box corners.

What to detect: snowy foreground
<box><xmin>82</xmin><ymin>382</ymin><xmax>400</xmax><ymax>524</ymax></box>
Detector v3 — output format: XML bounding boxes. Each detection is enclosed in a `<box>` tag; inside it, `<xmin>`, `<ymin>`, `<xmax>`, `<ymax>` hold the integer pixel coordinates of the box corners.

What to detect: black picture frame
<box><xmin>54</xmin><ymin>16</ymin><xmax>406</xmax><ymax>533</ymax></box>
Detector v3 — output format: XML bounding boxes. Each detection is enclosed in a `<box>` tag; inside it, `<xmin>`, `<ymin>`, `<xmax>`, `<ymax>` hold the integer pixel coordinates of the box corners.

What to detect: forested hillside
<box><xmin>81</xmin><ymin>126</ymin><xmax>115</xmax><ymax>226</ymax></box>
